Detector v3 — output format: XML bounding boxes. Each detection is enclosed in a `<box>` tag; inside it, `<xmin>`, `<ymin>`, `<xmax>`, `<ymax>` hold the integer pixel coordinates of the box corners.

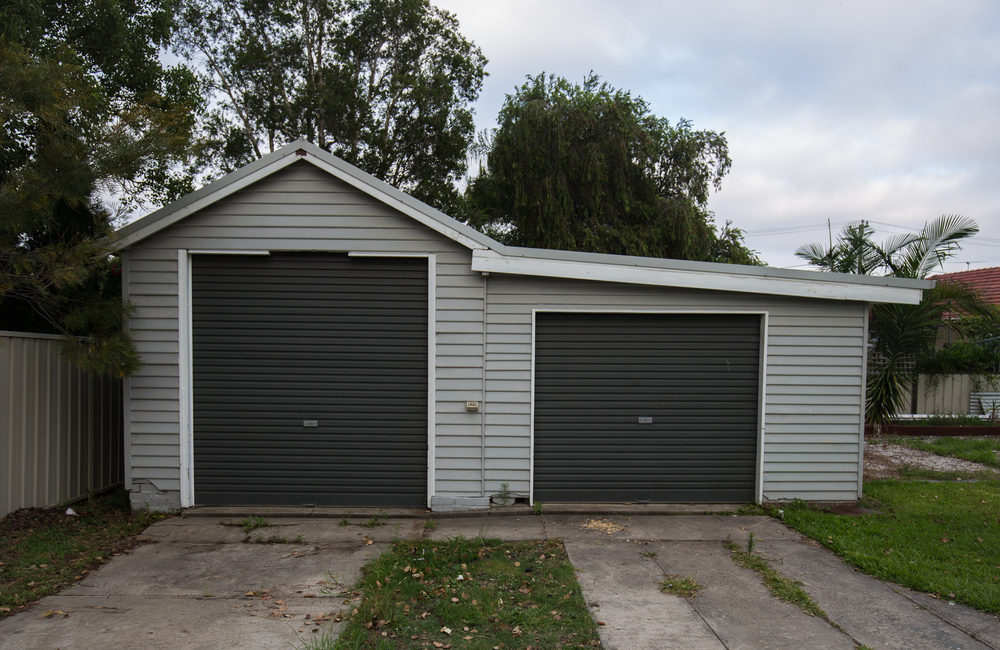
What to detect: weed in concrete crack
<box><xmin>361</xmin><ymin>512</ymin><xmax>386</xmax><ymax>528</ymax></box>
<box><xmin>640</xmin><ymin>551</ymin><xmax>657</xmax><ymax>558</ymax></box>
<box><xmin>423</xmin><ymin>519</ymin><xmax>438</xmax><ymax>531</ymax></box>
<box><xmin>659</xmin><ymin>575</ymin><xmax>703</xmax><ymax>598</ymax></box>
<box><xmin>724</xmin><ymin>538</ymin><xmax>827</xmax><ymax>619</ymax></box>
<box><xmin>240</xmin><ymin>515</ymin><xmax>272</xmax><ymax>534</ymax></box>
<box><xmin>532</xmin><ymin>501</ymin><xmax>544</xmax><ymax>515</ymax></box>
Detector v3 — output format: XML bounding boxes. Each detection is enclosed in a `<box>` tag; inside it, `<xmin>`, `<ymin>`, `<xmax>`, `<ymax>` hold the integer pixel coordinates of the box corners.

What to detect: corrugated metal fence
<box><xmin>910</xmin><ymin>374</ymin><xmax>1000</xmax><ymax>415</ymax></box>
<box><xmin>1</xmin><ymin>331</ymin><xmax>123</xmax><ymax>518</ymax></box>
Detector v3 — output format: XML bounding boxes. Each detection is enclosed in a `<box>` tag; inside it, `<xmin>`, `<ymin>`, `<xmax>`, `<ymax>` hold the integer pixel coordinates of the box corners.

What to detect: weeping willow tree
<box><xmin>797</xmin><ymin>215</ymin><xmax>994</xmax><ymax>429</ymax></box>
<box><xmin>463</xmin><ymin>73</ymin><xmax>761</xmax><ymax>265</ymax></box>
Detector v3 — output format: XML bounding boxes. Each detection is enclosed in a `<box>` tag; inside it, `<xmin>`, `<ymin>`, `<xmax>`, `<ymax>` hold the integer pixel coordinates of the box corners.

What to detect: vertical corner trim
<box><xmin>757</xmin><ymin>312</ymin><xmax>770</xmax><ymax>505</ymax></box>
<box><xmin>177</xmin><ymin>250</ymin><xmax>194</xmax><ymax>508</ymax></box>
<box><xmin>858</xmin><ymin>302</ymin><xmax>870</xmax><ymax>499</ymax></box>
<box><xmin>426</xmin><ymin>253</ymin><xmax>437</xmax><ymax>507</ymax></box>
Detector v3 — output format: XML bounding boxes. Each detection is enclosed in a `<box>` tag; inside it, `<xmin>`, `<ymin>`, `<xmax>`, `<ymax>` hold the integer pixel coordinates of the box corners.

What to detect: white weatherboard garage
<box><xmin>114</xmin><ymin>140</ymin><xmax>929</xmax><ymax>511</ymax></box>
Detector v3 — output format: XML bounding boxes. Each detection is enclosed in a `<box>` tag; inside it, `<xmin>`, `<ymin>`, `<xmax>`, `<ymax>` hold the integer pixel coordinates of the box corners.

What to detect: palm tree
<box><xmin>796</xmin><ymin>215</ymin><xmax>993</xmax><ymax>429</ymax></box>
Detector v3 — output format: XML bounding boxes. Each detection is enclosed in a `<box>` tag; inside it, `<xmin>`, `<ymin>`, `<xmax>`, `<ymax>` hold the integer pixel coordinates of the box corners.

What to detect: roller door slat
<box><xmin>192</xmin><ymin>253</ymin><xmax>427</xmax><ymax>507</ymax></box>
<box><xmin>533</xmin><ymin>312</ymin><xmax>760</xmax><ymax>503</ymax></box>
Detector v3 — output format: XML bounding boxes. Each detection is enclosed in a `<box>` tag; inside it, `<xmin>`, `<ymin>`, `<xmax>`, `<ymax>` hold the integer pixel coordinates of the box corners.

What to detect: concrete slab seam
<box><xmin>890</xmin><ymin>584</ymin><xmax>999</xmax><ymax>648</ymax></box>
<box><xmin>649</xmin><ymin>551</ymin><xmax>732</xmax><ymax>650</ymax></box>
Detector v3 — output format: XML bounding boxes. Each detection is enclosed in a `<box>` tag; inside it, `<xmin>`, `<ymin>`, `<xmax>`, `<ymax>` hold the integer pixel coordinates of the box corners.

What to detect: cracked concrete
<box><xmin>2</xmin><ymin>512</ymin><xmax>998</xmax><ymax>649</ymax></box>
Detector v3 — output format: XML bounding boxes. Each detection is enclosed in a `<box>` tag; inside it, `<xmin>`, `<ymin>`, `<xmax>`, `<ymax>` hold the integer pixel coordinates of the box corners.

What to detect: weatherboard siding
<box><xmin>125</xmin><ymin>159</ymin><xmax>868</xmax><ymax>507</ymax></box>
<box><xmin>125</xmin><ymin>161</ymin><xmax>486</xmax><ymax>502</ymax></box>
<box><xmin>481</xmin><ymin>276</ymin><xmax>867</xmax><ymax>502</ymax></box>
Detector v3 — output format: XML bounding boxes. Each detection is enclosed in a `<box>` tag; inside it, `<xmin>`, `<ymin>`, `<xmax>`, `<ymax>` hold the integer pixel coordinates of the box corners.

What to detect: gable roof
<box><xmin>932</xmin><ymin>266</ymin><xmax>1000</xmax><ymax>305</ymax></box>
<box><xmin>113</xmin><ymin>139</ymin><xmax>930</xmax><ymax>305</ymax></box>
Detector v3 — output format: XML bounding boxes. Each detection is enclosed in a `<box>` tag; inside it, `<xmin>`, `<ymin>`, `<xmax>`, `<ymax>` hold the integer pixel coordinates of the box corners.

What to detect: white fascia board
<box><xmin>471</xmin><ymin>250</ymin><xmax>924</xmax><ymax>304</ymax></box>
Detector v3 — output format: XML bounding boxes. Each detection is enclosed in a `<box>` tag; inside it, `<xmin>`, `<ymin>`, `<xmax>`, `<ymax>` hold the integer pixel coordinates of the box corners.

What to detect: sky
<box><xmin>434</xmin><ymin>0</ymin><xmax>1000</xmax><ymax>271</ymax></box>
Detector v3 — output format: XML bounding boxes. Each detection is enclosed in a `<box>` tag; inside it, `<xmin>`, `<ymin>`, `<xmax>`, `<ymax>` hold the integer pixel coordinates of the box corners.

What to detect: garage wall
<box><xmin>482</xmin><ymin>275</ymin><xmax>867</xmax><ymax>502</ymax></box>
<box><xmin>124</xmin><ymin>161</ymin><xmax>486</xmax><ymax>507</ymax></box>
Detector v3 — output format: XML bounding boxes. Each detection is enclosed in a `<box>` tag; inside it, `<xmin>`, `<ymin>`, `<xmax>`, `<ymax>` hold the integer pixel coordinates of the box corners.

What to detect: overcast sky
<box><xmin>435</xmin><ymin>0</ymin><xmax>1000</xmax><ymax>271</ymax></box>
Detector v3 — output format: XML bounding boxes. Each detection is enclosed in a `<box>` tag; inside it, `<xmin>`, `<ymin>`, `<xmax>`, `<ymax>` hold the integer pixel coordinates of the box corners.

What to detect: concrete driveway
<box><xmin>1</xmin><ymin>512</ymin><xmax>998</xmax><ymax>649</ymax></box>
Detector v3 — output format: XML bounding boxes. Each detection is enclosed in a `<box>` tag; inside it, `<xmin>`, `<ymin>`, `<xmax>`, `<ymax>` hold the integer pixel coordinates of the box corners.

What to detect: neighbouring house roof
<box><xmin>112</xmin><ymin>139</ymin><xmax>931</xmax><ymax>305</ymax></box>
<box><xmin>932</xmin><ymin>267</ymin><xmax>1000</xmax><ymax>305</ymax></box>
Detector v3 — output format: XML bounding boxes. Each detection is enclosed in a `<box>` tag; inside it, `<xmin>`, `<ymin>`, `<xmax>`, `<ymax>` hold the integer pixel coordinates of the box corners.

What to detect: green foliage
<box><xmin>797</xmin><ymin>216</ymin><xmax>995</xmax><ymax>428</ymax></box>
<box><xmin>173</xmin><ymin>0</ymin><xmax>486</xmax><ymax>213</ymax></box>
<box><xmin>918</xmin><ymin>341</ymin><xmax>1000</xmax><ymax>374</ymax></box>
<box><xmin>1</xmin><ymin>1</ymin><xmax>200</xmax><ymax>377</ymax></box>
<box><xmin>781</xmin><ymin>481</ymin><xmax>1000</xmax><ymax>613</ymax></box>
<box><xmin>240</xmin><ymin>515</ymin><xmax>272</xmax><ymax>533</ymax></box>
<box><xmin>464</xmin><ymin>73</ymin><xmax>762</xmax><ymax>264</ymax></box>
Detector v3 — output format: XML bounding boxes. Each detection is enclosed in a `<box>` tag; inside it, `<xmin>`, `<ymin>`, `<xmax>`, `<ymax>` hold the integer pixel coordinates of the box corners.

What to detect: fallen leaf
<box><xmin>39</xmin><ymin>610</ymin><xmax>62</xmax><ymax>619</ymax></box>
<box><xmin>441</xmin><ymin>626</ymin><xmax>452</xmax><ymax>635</ymax></box>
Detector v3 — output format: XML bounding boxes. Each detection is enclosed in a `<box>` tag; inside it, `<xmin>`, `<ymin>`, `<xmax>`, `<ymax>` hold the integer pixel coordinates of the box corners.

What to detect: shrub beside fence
<box><xmin>1</xmin><ymin>331</ymin><xmax>123</xmax><ymax>518</ymax></box>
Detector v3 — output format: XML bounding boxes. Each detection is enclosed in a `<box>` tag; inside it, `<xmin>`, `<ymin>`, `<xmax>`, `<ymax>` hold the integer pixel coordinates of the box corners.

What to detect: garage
<box><xmin>533</xmin><ymin>312</ymin><xmax>762</xmax><ymax>503</ymax></box>
<box><xmin>190</xmin><ymin>252</ymin><xmax>428</xmax><ymax>506</ymax></box>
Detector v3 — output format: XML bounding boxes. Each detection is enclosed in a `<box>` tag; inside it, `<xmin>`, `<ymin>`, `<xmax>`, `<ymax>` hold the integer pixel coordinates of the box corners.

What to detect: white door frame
<box><xmin>178</xmin><ymin>249</ymin><xmax>436</xmax><ymax>508</ymax></box>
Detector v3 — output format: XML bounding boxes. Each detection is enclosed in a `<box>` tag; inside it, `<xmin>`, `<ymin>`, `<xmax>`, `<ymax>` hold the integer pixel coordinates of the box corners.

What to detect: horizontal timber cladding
<box><xmin>533</xmin><ymin>312</ymin><xmax>761</xmax><ymax>503</ymax></box>
<box><xmin>191</xmin><ymin>252</ymin><xmax>427</xmax><ymax>506</ymax></box>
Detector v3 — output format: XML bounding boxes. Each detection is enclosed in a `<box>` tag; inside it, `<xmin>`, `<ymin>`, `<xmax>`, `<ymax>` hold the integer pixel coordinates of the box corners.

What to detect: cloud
<box><xmin>437</xmin><ymin>0</ymin><xmax>1000</xmax><ymax>269</ymax></box>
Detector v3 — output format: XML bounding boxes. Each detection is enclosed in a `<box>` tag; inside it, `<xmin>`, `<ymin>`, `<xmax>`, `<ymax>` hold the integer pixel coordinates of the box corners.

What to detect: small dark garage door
<box><xmin>192</xmin><ymin>253</ymin><xmax>427</xmax><ymax>506</ymax></box>
<box><xmin>533</xmin><ymin>312</ymin><xmax>760</xmax><ymax>503</ymax></box>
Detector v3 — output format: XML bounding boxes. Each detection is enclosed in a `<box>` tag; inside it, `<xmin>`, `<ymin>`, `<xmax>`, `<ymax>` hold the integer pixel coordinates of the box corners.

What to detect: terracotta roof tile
<box><xmin>932</xmin><ymin>266</ymin><xmax>1000</xmax><ymax>305</ymax></box>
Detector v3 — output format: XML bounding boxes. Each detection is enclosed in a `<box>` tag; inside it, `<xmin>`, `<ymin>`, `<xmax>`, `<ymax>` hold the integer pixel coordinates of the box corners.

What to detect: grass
<box><xmin>659</xmin><ymin>575</ymin><xmax>703</xmax><ymax>598</ymax></box>
<box><xmin>240</xmin><ymin>515</ymin><xmax>272</xmax><ymax>533</ymax></box>
<box><xmin>361</xmin><ymin>513</ymin><xmax>387</xmax><ymax>529</ymax></box>
<box><xmin>0</xmin><ymin>490</ymin><xmax>167</xmax><ymax>616</ymax></box>
<box><xmin>880</xmin><ymin>435</ymin><xmax>1000</xmax><ymax>469</ymax></box>
<box><xmin>724</xmin><ymin>536</ymin><xmax>827</xmax><ymax>619</ymax></box>
<box><xmin>780</xmin><ymin>480</ymin><xmax>1000</xmax><ymax>613</ymax></box>
<box><xmin>315</xmin><ymin>536</ymin><xmax>601</xmax><ymax>649</ymax></box>
<box><xmin>898</xmin><ymin>466</ymin><xmax>997</xmax><ymax>481</ymax></box>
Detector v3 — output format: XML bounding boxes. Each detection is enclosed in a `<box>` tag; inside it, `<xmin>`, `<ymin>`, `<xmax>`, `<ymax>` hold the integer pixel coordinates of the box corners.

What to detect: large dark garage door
<box><xmin>192</xmin><ymin>253</ymin><xmax>427</xmax><ymax>506</ymax></box>
<box><xmin>533</xmin><ymin>312</ymin><xmax>760</xmax><ymax>503</ymax></box>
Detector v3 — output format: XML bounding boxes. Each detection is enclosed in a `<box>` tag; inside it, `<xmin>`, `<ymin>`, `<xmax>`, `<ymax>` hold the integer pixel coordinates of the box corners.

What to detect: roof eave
<box><xmin>471</xmin><ymin>249</ymin><xmax>928</xmax><ymax>304</ymax></box>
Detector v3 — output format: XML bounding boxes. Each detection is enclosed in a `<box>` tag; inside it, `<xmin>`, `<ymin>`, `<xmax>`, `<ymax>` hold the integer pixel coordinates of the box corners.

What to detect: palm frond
<box><xmin>794</xmin><ymin>242</ymin><xmax>835</xmax><ymax>269</ymax></box>
<box><xmin>897</xmin><ymin>214</ymin><xmax>978</xmax><ymax>278</ymax></box>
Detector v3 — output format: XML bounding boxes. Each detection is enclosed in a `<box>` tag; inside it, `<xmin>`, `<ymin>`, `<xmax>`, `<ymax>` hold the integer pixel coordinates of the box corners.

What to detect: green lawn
<box><xmin>781</xmin><ymin>480</ymin><xmax>1000</xmax><ymax>613</ymax></box>
<box><xmin>0</xmin><ymin>490</ymin><xmax>166</xmax><ymax>616</ymax></box>
<box><xmin>317</xmin><ymin>537</ymin><xmax>601</xmax><ymax>649</ymax></box>
<box><xmin>881</xmin><ymin>435</ymin><xmax>1000</xmax><ymax>469</ymax></box>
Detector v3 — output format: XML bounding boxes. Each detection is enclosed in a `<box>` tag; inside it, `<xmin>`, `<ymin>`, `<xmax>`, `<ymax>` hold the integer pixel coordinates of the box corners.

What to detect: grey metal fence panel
<box><xmin>912</xmin><ymin>374</ymin><xmax>974</xmax><ymax>415</ymax></box>
<box><xmin>0</xmin><ymin>332</ymin><xmax>123</xmax><ymax>518</ymax></box>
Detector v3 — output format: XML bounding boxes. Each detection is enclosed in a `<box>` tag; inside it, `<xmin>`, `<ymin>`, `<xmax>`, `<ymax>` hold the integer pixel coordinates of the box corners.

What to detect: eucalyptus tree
<box><xmin>797</xmin><ymin>215</ymin><xmax>992</xmax><ymax>428</ymax></box>
<box><xmin>173</xmin><ymin>0</ymin><xmax>487</xmax><ymax>213</ymax></box>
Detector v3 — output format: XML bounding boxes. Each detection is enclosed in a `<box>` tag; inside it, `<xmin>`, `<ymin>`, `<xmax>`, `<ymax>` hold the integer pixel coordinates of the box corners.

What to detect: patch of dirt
<box><xmin>863</xmin><ymin>441</ymin><xmax>1000</xmax><ymax>480</ymax></box>
<box><xmin>581</xmin><ymin>518</ymin><xmax>626</xmax><ymax>534</ymax></box>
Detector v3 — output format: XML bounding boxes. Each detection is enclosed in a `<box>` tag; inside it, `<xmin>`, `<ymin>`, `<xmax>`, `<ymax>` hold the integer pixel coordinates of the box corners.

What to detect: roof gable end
<box><xmin>111</xmin><ymin>139</ymin><xmax>497</xmax><ymax>252</ymax></box>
